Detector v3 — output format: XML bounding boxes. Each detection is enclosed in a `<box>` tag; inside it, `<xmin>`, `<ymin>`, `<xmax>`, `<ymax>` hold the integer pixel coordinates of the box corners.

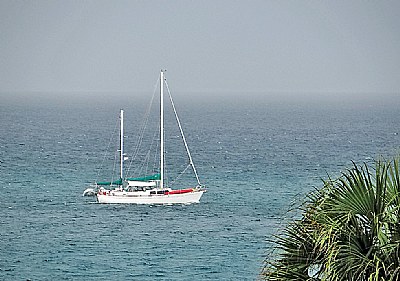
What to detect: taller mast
<box><xmin>120</xmin><ymin>109</ymin><xmax>124</xmax><ymax>181</ymax></box>
<box><xmin>160</xmin><ymin>70</ymin><xmax>164</xmax><ymax>189</ymax></box>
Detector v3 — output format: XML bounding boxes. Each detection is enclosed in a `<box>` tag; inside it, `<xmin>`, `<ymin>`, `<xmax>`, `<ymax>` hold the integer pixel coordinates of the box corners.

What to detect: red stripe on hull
<box><xmin>166</xmin><ymin>188</ymin><xmax>193</xmax><ymax>195</ymax></box>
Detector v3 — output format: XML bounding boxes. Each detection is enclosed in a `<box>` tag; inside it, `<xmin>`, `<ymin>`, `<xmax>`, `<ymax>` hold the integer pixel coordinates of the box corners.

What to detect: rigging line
<box><xmin>126</xmin><ymin>97</ymin><xmax>153</xmax><ymax>173</ymax></box>
<box><xmin>131</xmin><ymin>129</ymin><xmax>158</xmax><ymax>177</ymax></box>
<box><xmin>164</xmin><ymin>154</ymin><xmax>169</xmax><ymax>188</ymax></box>
<box><xmin>126</xmin><ymin>76</ymin><xmax>159</xmax><ymax>175</ymax></box>
<box><xmin>136</xmin><ymin>129</ymin><xmax>157</xmax><ymax>176</ymax></box>
<box><xmin>153</xmin><ymin>134</ymin><xmax>160</xmax><ymax>174</ymax></box>
<box><xmin>137</xmin><ymin>149</ymin><xmax>151</xmax><ymax>178</ymax></box>
<box><xmin>144</xmin><ymin>150</ymin><xmax>151</xmax><ymax>176</ymax></box>
<box><xmin>169</xmin><ymin>164</ymin><xmax>191</xmax><ymax>186</ymax></box>
<box><xmin>111</xmin><ymin>148</ymin><xmax>119</xmax><ymax>184</ymax></box>
<box><xmin>164</xmin><ymin>79</ymin><xmax>201</xmax><ymax>186</ymax></box>
<box><xmin>95</xmin><ymin>117</ymin><xmax>119</xmax><ymax>182</ymax></box>
<box><xmin>146</xmin><ymin>130</ymin><xmax>158</xmax><ymax>175</ymax></box>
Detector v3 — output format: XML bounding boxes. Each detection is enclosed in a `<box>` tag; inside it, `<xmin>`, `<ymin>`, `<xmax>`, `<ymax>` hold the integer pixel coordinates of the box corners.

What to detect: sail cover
<box><xmin>126</xmin><ymin>174</ymin><xmax>160</xmax><ymax>181</ymax></box>
<box><xmin>95</xmin><ymin>174</ymin><xmax>160</xmax><ymax>185</ymax></box>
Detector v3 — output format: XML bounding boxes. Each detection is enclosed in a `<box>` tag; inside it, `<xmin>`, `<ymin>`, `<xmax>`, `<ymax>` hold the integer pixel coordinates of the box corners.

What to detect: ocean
<box><xmin>1</xmin><ymin>93</ymin><xmax>399</xmax><ymax>280</ymax></box>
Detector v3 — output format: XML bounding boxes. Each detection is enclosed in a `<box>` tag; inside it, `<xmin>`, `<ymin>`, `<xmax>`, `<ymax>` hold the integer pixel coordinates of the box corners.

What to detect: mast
<box><xmin>160</xmin><ymin>70</ymin><xmax>164</xmax><ymax>189</ymax></box>
<box><xmin>120</xmin><ymin>109</ymin><xmax>124</xmax><ymax>181</ymax></box>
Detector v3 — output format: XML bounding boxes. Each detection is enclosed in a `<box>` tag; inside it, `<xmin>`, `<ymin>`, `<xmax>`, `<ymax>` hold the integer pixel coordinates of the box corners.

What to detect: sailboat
<box><xmin>87</xmin><ymin>70</ymin><xmax>205</xmax><ymax>204</ymax></box>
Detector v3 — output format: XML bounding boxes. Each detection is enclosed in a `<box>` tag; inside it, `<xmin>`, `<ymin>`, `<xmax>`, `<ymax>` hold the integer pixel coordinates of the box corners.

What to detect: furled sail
<box><xmin>126</xmin><ymin>174</ymin><xmax>160</xmax><ymax>182</ymax></box>
<box><xmin>95</xmin><ymin>174</ymin><xmax>159</xmax><ymax>186</ymax></box>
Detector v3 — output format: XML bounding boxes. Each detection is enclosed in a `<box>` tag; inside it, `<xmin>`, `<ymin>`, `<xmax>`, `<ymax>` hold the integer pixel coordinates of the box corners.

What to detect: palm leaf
<box><xmin>262</xmin><ymin>156</ymin><xmax>400</xmax><ymax>280</ymax></box>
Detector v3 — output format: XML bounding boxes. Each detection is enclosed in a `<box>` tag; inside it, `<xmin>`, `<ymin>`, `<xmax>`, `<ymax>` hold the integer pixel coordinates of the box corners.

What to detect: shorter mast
<box><xmin>120</xmin><ymin>109</ymin><xmax>124</xmax><ymax>181</ymax></box>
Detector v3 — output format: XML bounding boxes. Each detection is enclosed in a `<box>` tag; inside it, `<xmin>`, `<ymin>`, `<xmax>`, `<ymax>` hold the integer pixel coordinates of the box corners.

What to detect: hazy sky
<box><xmin>1</xmin><ymin>1</ymin><xmax>399</xmax><ymax>97</ymax></box>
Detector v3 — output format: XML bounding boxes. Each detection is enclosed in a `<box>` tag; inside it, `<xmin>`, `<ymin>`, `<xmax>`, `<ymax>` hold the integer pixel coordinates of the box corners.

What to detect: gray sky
<box><xmin>1</xmin><ymin>1</ymin><xmax>399</xmax><ymax>98</ymax></box>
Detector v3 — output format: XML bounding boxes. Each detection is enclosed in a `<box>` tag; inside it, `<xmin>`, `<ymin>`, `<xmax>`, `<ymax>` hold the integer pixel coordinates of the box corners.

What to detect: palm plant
<box><xmin>262</xmin><ymin>157</ymin><xmax>400</xmax><ymax>280</ymax></box>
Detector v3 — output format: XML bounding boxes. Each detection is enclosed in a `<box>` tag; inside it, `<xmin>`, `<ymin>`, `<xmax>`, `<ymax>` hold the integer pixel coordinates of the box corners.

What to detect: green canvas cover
<box><xmin>95</xmin><ymin>174</ymin><xmax>160</xmax><ymax>185</ymax></box>
<box><xmin>126</xmin><ymin>174</ymin><xmax>161</xmax><ymax>182</ymax></box>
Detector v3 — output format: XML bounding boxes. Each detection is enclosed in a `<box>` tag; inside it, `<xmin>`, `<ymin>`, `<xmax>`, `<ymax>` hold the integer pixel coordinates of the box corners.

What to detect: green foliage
<box><xmin>262</xmin><ymin>157</ymin><xmax>400</xmax><ymax>281</ymax></box>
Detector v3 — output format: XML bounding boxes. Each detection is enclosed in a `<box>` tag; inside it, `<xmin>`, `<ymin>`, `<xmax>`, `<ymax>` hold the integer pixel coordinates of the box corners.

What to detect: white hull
<box><xmin>97</xmin><ymin>190</ymin><xmax>205</xmax><ymax>204</ymax></box>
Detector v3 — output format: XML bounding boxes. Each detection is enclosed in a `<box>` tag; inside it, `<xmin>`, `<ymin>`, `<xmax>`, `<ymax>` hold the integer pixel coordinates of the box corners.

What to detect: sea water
<box><xmin>1</xmin><ymin>94</ymin><xmax>399</xmax><ymax>280</ymax></box>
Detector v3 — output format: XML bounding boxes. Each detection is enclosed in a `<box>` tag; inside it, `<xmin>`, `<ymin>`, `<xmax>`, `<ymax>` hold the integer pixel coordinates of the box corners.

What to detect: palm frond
<box><xmin>262</xmin><ymin>156</ymin><xmax>400</xmax><ymax>280</ymax></box>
